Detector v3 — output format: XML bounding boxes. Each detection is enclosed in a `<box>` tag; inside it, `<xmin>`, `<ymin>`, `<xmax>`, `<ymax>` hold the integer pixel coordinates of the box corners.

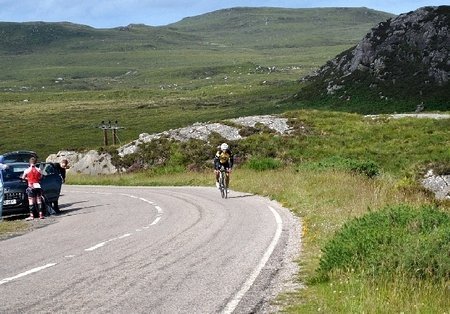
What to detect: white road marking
<box><xmin>150</xmin><ymin>216</ymin><xmax>162</xmax><ymax>225</ymax></box>
<box><xmin>81</xmin><ymin>192</ymin><xmax>162</xmax><ymax>252</ymax></box>
<box><xmin>0</xmin><ymin>263</ymin><xmax>57</xmax><ymax>286</ymax></box>
<box><xmin>121</xmin><ymin>193</ymin><xmax>139</xmax><ymax>199</ymax></box>
<box><xmin>139</xmin><ymin>197</ymin><xmax>155</xmax><ymax>205</ymax></box>
<box><xmin>1</xmin><ymin>191</ymin><xmax>163</xmax><ymax>286</ymax></box>
<box><xmin>85</xmin><ymin>242</ymin><xmax>107</xmax><ymax>251</ymax></box>
<box><xmin>85</xmin><ymin>233</ymin><xmax>132</xmax><ymax>251</ymax></box>
<box><xmin>222</xmin><ymin>205</ymin><xmax>283</xmax><ymax>314</ymax></box>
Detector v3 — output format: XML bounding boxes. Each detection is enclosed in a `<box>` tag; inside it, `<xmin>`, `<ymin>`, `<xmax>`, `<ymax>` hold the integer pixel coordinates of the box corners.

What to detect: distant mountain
<box><xmin>168</xmin><ymin>7</ymin><xmax>394</xmax><ymax>48</ymax></box>
<box><xmin>0</xmin><ymin>21</ymin><xmax>202</xmax><ymax>54</ymax></box>
<box><xmin>0</xmin><ymin>7</ymin><xmax>393</xmax><ymax>54</ymax></box>
<box><xmin>296</xmin><ymin>6</ymin><xmax>450</xmax><ymax>112</ymax></box>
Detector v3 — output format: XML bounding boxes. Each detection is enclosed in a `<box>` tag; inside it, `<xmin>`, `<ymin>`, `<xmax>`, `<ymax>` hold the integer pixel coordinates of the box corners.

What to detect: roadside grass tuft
<box><xmin>316</xmin><ymin>204</ymin><xmax>450</xmax><ymax>282</ymax></box>
<box><xmin>246</xmin><ymin>157</ymin><xmax>283</xmax><ymax>171</ymax></box>
<box><xmin>301</xmin><ymin>155</ymin><xmax>380</xmax><ymax>178</ymax></box>
<box><xmin>0</xmin><ymin>219</ymin><xmax>29</xmax><ymax>239</ymax></box>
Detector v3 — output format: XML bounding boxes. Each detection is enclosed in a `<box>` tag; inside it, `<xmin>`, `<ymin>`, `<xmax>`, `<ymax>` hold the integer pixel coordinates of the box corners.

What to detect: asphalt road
<box><xmin>0</xmin><ymin>185</ymin><xmax>301</xmax><ymax>313</ymax></box>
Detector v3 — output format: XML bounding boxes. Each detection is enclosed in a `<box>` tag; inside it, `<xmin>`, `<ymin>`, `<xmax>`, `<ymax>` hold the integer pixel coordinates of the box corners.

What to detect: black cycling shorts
<box><xmin>26</xmin><ymin>187</ymin><xmax>42</xmax><ymax>198</ymax></box>
<box><xmin>216</xmin><ymin>164</ymin><xmax>230</xmax><ymax>171</ymax></box>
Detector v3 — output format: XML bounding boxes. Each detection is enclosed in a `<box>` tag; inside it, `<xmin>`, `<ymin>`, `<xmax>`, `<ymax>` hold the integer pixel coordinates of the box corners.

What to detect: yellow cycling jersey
<box><xmin>216</xmin><ymin>151</ymin><xmax>231</xmax><ymax>164</ymax></box>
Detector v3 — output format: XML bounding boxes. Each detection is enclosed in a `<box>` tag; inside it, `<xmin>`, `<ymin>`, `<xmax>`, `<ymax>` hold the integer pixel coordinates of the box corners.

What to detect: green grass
<box><xmin>0</xmin><ymin>219</ymin><xmax>29</xmax><ymax>239</ymax></box>
<box><xmin>1</xmin><ymin>7</ymin><xmax>449</xmax><ymax>312</ymax></box>
<box><xmin>0</xmin><ymin>8</ymin><xmax>396</xmax><ymax>158</ymax></box>
<box><xmin>108</xmin><ymin>110</ymin><xmax>449</xmax><ymax>180</ymax></box>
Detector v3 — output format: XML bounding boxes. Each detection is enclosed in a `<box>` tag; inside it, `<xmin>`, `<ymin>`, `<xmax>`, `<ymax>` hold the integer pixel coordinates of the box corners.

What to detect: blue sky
<box><xmin>0</xmin><ymin>0</ymin><xmax>448</xmax><ymax>28</ymax></box>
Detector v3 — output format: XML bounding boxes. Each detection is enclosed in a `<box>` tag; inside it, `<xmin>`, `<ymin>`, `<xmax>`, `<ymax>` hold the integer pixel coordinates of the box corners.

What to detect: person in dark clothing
<box><xmin>214</xmin><ymin>143</ymin><xmax>233</xmax><ymax>190</ymax></box>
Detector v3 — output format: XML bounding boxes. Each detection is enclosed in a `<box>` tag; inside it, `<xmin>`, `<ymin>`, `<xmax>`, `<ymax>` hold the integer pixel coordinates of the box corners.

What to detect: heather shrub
<box><xmin>305</xmin><ymin>156</ymin><xmax>380</xmax><ymax>178</ymax></box>
<box><xmin>246</xmin><ymin>157</ymin><xmax>282</xmax><ymax>171</ymax></box>
<box><xmin>316</xmin><ymin>204</ymin><xmax>450</xmax><ymax>282</ymax></box>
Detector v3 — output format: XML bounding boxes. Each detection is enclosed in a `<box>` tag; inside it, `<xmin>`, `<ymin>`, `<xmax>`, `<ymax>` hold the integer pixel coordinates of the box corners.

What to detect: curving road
<box><xmin>0</xmin><ymin>186</ymin><xmax>301</xmax><ymax>313</ymax></box>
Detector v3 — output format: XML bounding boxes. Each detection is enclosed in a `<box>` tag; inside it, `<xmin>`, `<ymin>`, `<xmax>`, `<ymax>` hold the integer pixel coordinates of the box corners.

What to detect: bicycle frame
<box><xmin>218</xmin><ymin>166</ymin><xmax>228</xmax><ymax>199</ymax></box>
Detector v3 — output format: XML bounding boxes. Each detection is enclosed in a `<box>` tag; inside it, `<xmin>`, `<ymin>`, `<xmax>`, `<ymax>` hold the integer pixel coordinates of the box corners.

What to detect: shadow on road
<box><xmin>225</xmin><ymin>192</ymin><xmax>255</xmax><ymax>199</ymax></box>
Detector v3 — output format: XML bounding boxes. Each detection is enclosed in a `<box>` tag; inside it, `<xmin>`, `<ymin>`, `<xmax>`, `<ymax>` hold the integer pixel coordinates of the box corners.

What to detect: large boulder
<box><xmin>422</xmin><ymin>170</ymin><xmax>450</xmax><ymax>200</ymax></box>
<box><xmin>46</xmin><ymin>150</ymin><xmax>117</xmax><ymax>175</ymax></box>
<box><xmin>46</xmin><ymin>150</ymin><xmax>80</xmax><ymax>166</ymax></box>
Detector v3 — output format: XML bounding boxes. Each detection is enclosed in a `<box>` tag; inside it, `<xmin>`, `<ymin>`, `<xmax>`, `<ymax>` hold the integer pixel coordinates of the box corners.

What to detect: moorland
<box><xmin>1</xmin><ymin>7</ymin><xmax>449</xmax><ymax>313</ymax></box>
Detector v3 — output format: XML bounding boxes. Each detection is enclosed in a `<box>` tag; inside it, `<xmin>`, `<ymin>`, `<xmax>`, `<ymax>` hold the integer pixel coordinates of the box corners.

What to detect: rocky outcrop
<box><xmin>422</xmin><ymin>170</ymin><xmax>450</xmax><ymax>200</ymax></box>
<box><xmin>47</xmin><ymin>115</ymin><xmax>291</xmax><ymax>174</ymax></box>
<box><xmin>46</xmin><ymin>150</ymin><xmax>117</xmax><ymax>175</ymax></box>
<box><xmin>334</xmin><ymin>6</ymin><xmax>449</xmax><ymax>84</ymax></box>
<box><xmin>300</xmin><ymin>6</ymin><xmax>450</xmax><ymax>103</ymax></box>
<box><xmin>118</xmin><ymin>115</ymin><xmax>291</xmax><ymax>157</ymax></box>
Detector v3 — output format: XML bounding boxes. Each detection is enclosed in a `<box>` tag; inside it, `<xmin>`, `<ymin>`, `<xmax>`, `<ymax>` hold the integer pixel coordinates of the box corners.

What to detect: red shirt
<box><xmin>22</xmin><ymin>165</ymin><xmax>42</xmax><ymax>187</ymax></box>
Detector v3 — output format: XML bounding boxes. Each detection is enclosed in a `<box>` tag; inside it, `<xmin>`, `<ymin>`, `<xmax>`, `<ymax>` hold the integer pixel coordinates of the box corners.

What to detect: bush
<box><xmin>316</xmin><ymin>204</ymin><xmax>450</xmax><ymax>282</ymax></box>
<box><xmin>237</xmin><ymin>133</ymin><xmax>284</xmax><ymax>160</ymax></box>
<box><xmin>177</xmin><ymin>139</ymin><xmax>215</xmax><ymax>170</ymax></box>
<box><xmin>246</xmin><ymin>157</ymin><xmax>282</xmax><ymax>171</ymax></box>
<box><xmin>112</xmin><ymin>137</ymin><xmax>174</xmax><ymax>171</ymax></box>
<box><xmin>311</xmin><ymin>156</ymin><xmax>380</xmax><ymax>178</ymax></box>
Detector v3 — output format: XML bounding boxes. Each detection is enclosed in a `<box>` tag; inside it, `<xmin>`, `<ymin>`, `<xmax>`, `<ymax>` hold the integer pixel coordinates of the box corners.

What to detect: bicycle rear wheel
<box><xmin>219</xmin><ymin>171</ymin><xmax>226</xmax><ymax>198</ymax></box>
<box><xmin>223</xmin><ymin>175</ymin><xmax>228</xmax><ymax>199</ymax></box>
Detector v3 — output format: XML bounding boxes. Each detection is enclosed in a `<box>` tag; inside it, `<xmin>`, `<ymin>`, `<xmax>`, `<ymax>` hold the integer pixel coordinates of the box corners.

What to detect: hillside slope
<box><xmin>0</xmin><ymin>7</ymin><xmax>398</xmax><ymax>158</ymax></box>
<box><xmin>0</xmin><ymin>7</ymin><xmax>394</xmax><ymax>95</ymax></box>
<box><xmin>295</xmin><ymin>6</ymin><xmax>450</xmax><ymax>113</ymax></box>
<box><xmin>0</xmin><ymin>8</ymin><xmax>393</xmax><ymax>53</ymax></box>
<box><xmin>0</xmin><ymin>7</ymin><xmax>394</xmax><ymax>56</ymax></box>
<box><xmin>0</xmin><ymin>22</ymin><xmax>203</xmax><ymax>54</ymax></box>
<box><xmin>168</xmin><ymin>7</ymin><xmax>394</xmax><ymax>48</ymax></box>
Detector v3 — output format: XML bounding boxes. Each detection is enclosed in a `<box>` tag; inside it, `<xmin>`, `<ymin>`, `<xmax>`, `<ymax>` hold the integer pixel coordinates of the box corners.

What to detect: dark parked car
<box><xmin>0</xmin><ymin>150</ymin><xmax>38</xmax><ymax>163</ymax></box>
<box><xmin>1</xmin><ymin>162</ymin><xmax>63</xmax><ymax>216</ymax></box>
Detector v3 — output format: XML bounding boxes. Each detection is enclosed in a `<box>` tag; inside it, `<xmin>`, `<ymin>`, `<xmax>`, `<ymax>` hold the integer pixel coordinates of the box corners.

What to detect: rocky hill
<box><xmin>47</xmin><ymin>115</ymin><xmax>293</xmax><ymax>174</ymax></box>
<box><xmin>297</xmin><ymin>6</ymin><xmax>450</xmax><ymax>111</ymax></box>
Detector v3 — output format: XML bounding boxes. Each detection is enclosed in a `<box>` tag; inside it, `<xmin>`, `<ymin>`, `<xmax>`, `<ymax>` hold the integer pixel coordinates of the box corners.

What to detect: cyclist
<box><xmin>214</xmin><ymin>143</ymin><xmax>233</xmax><ymax>190</ymax></box>
<box><xmin>21</xmin><ymin>157</ymin><xmax>44</xmax><ymax>220</ymax></box>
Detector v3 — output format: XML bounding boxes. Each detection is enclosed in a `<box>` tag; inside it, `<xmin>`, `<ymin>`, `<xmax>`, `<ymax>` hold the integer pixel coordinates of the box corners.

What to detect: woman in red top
<box><xmin>21</xmin><ymin>157</ymin><xmax>44</xmax><ymax>220</ymax></box>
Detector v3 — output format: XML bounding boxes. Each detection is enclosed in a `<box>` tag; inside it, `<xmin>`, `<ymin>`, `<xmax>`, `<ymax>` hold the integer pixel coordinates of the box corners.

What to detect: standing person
<box><xmin>214</xmin><ymin>143</ymin><xmax>234</xmax><ymax>190</ymax></box>
<box><xmin>0</xmin><ymin>160</ymin><xmax>8</xmax><ymax>220</ymax></box>
<box><xmin>21</xmin><ymin>157</ymin><xmax>44</xmax><ymax>220</ymax></box>
<box><xmin>59</xmin><ymin>158</ymin><xmax>69</xmax><ymax>183</ymax></box>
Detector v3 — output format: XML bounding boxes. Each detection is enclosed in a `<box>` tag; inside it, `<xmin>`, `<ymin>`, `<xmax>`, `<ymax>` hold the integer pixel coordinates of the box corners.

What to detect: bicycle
<box><xmin>218</xmin><ymin>166</ymin><xmax>228</xmax><ymax>199</ymax></box>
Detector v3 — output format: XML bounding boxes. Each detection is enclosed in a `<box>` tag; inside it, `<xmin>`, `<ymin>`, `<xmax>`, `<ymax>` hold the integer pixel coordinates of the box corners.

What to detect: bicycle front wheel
<box><xmin>220</xmin><ymin>172</ymin><xmax>226</xmax><ymax>198</ymax></box>
<box><xmin>222</xmin><ymin>172</ymin><xmax>228</xmax><ymax>199</ymax></box>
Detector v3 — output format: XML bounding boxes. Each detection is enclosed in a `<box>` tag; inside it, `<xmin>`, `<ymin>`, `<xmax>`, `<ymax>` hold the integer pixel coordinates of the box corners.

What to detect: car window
<box><xmin>1</xmin><ymin>165</ymin><xmax>28</xmax><ymax>181</ymax></box>
<box><xmin>0</xmin><ymin>151</ymin><xmax>38</xmax><ymax>163</ymax></box>
<box><xmin>40</xmin><ymin>163</ymin><xmax>56</xmax><ymax>176</ymax></box>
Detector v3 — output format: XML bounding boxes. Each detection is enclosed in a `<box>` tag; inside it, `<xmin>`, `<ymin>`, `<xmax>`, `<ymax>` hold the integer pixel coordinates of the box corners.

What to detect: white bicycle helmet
<box><xmin>220</xmin><ymin>143</ymin><xmax>229</xmax><ymax>151</ymax></box>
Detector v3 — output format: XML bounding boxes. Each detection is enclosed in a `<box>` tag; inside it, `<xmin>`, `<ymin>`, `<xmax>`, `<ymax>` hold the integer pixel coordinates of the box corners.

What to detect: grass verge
<box><xmin>0</xmin><ymin>219</ymin><xmax>29</xmax><ymax>240</ymax></box>
<box><xmin>2</xmin><ymin>165</ymin><xmax>443</xmax><ymax>312</ymax></box>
